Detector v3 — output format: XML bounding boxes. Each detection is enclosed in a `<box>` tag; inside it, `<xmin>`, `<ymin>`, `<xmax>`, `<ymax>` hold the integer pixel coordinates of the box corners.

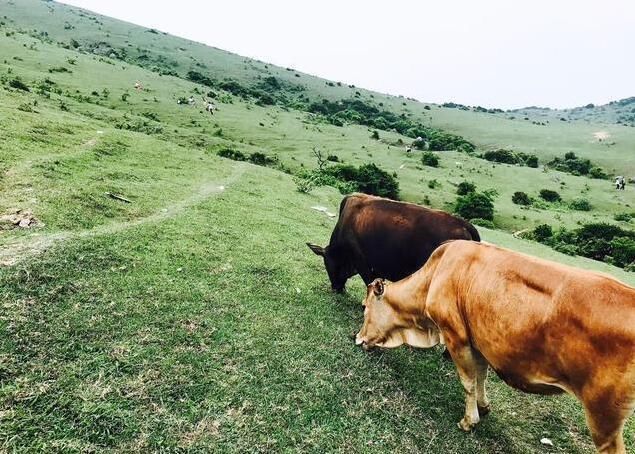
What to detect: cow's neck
<box><xmin>387</xmin><ymin>269</ymin><xmax>432</xmax><ymax>319</ymax></box>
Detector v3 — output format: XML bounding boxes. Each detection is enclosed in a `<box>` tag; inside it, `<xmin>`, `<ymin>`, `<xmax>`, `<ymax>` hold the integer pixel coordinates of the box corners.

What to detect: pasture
<box><xmin>0</xmin><ymin>0</ymin><xmax>634</xmax><ymax>451</ymax></box>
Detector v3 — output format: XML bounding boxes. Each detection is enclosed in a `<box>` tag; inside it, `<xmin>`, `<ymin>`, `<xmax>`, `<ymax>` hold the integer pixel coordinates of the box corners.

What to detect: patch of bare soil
<box><xmin>0</xmin><ymin>209</ymin><xmax>42</xmax><ymax>230</ymax></box>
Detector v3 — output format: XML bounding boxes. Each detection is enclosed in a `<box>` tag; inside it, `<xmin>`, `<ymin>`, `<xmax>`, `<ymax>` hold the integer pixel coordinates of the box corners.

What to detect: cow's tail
<box><xmin>465</xmin><ymin>222</ymin><xmax>481</xmax><ymax>242</ymax></box>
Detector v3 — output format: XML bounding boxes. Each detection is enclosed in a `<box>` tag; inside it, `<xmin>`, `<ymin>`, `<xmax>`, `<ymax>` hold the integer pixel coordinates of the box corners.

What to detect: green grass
<box><xmin>0</xmin><ymin>1</ymin><xmax>633</xmax><ymax>451</ymax></box>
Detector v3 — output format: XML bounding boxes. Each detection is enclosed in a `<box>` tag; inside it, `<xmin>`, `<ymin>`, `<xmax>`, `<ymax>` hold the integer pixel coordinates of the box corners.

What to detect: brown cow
<box><xmin>307</xmin><ymin>193</ymin><xmax>480</xmax><ymax>292</ymax></box>
<box><xmin>355</xmin><ymin>240</ymin><xmax>635</xmax><ymax>453</ymax></box>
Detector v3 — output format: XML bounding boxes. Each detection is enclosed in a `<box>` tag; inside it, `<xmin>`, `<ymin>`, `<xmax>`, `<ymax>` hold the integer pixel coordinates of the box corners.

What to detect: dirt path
<box><xmin>0</xmin><ymin>163</ymin><xmax>246</xmax><ymax>266</ymax></box>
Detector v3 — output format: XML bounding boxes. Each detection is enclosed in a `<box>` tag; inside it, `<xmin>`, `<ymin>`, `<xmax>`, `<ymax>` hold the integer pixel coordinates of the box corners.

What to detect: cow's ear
<box><xmin>371</xmin><ymin>278</ymin><xmax>385</xmax><ymax>296</ymax></box>
<box><xmin>307</xmin><ymin>243</ymin><xmax>325</xmax><ymax>257</ymax></box>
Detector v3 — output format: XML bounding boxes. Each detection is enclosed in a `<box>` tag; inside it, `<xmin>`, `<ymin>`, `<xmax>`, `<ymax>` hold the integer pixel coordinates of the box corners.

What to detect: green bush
<box><xmin>614</xmin><ymin>212</ymin><xmax>633</xmax><ymax>222</ymax></box>
<box><xmin>455</xmin><ymin>192</ymin><xmax>494</xmax><ymax>221</ymax></box>
<box><xmin>8</xmin><ymin>78</ymin><xmax>29</xmax><ymax>91</ymax></box>
<box><xmin>322</xmin><ymin>163</ymin><xmax>399</xmax><ymax>199</ymax></box>
<box><xmin>427</xmin><ymin>179</ymin><xmax>440</xmax><ymax>189</ymax></box>
<box><xmin>370</xmin><ymin>130</ymin><xmax>380</xmax><ymax>140</ymax></box>
<box><xmin>355</xmin><ymin>163</ymin><xmax>400</xmax><ymax>199</ymax></box>
<box><xmin>611</xmin><ymin>237</ymin><xmax>635</xmax><ymax>268</ymax></box>
<box><xmin>483</xmin><ymin>149</ymin><xmax>517</xmax><ymax>164</ymax></box>
<box><xmin>539</xmin><ymin>222</ymin><xmax>635</xmax><ymax>268</ymax></box>
<box><xmin>589</xmin><ymin>167</ymin><xmax>608</xmax><ymax>179</ymax></box>
<box><xmin>547</xmin><ymin>152</ymin><xmax>603</xmax><ymax>177</ymax></box>
<box><xmin>421</xmin><ymin>152</ymin><xmax>439</xmax><ymax>167</ymax></box>
<box><xmin>512</xmin><ymin>191</ymin><xmax>532</xmax><ymax>206</ymax></box>
<box><xmin>569</xmin><ymin>198</ymin><xmax>592</xmax><ymax>211</ymax></box>
<box><xmin>524</xmin><ymin>155</ymin><xmax>539</xmax><ymax>168</ymax></box>
<box><xmin>533</xmin><ymin>224</ymin><xmax>553</xmax><ymax>243</ymax></box>
<box><xmin>326</xmin><ymin>154</ymin><xmax>340</xmax><ymax>162</ymax></box>
<box><xmin>456</xmin><ymin>181</ymin><xmax>476</xmax><ymax>195</ymax></box>
<box><xmin>248</xmin><ymin>152</ymin><xmax>277</xmax><ymax>167</ymax></box>
<box><xmin>539</xmin><ymin>189</ymin><xmax>561</xmax><ymax>202</ymax></box>
<box><xmin>217</xmin><ymin>148</ymin><xmax>246</xmax><ymax>161</ymax></box>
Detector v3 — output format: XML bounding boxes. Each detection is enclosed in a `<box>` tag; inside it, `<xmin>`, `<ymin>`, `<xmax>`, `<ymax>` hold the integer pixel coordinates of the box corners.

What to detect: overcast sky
<box><xmin>61</xmin><ymin>0</ymin><xmax>634</xmax><ymax>109</ymax></box>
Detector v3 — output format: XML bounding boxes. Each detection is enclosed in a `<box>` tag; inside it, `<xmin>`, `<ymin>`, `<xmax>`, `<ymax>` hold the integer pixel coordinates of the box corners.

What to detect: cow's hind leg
<box><xmin>447</xmin><ymin>341</ymin><xmax>481</xmax><ymax>431</ymax></box>
<box><xmin>582</xmin><ymin>389</ymin><xmax>633</xmax><ymax>454</ymax></box>
<box><xmin>474</xmin><ymin>350</ymin><xmax>490</xmax><ymax>416</ymax></box>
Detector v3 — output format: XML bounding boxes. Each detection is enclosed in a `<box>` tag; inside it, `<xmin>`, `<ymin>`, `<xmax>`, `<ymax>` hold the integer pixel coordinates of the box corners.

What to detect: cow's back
<box><xmin>428</xmin><ymin>240</ymin><xmax>635</xmax><ymax>395</ymax></box>
<box><xmin>333</xmin><ymin>194</ymin><xmax>479</xmax><ymax>282</ymax></box>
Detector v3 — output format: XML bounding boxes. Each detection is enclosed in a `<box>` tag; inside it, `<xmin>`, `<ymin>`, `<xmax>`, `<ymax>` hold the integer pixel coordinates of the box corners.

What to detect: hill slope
<box><xmin>0</xmin><ymin>1</ymin><xmax>633</xmax><ymax>452</ymax></box>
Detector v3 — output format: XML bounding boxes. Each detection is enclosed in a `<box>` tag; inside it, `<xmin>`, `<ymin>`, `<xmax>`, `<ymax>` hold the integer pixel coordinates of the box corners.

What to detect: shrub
<box><xmin>569</xmin><ymin>198</ymin><xmax>592</xmax><ymax>211</ymax></box>
<box><xmin>8</xmin><ymin>78</ymin><xmax>29</xmax><ymax>91</ymax></box>
<box><xmin>456</xmin><ymin>181</ymin><xmax>476</xmax><ymax>195</ymax></box>
<box><xmin>186</xmin><ymin>70</ymin><xmax>214</xmax><ymax>87</ymax></box>
<box><xmin>483</xmin><ymin>149</ymin><xmax>517</xmax><ymax>164</ymax></box>
<box><xmin>48</xmin><ymin>66</ymin><xmax>71</xmax><ymax>73</ymax></box>
<box><xmin>547</xmin><ymin>152</ymin><xmax>595</xmax><ymax>176</ymax></box>
<box><xmin>512</xmin><ymin>191</ymin><xmax>532</xmax><ymax>206</ymax></box>
<box><xmin>323</xmin><ymin>163</ymin><xmax>400</xmax><ymax>199</ymax></box>
<box><xmin>524</xmin><ymin>155</ymin><xmax>539</xmax><ymax>168</ymax></box>
<box><xmin>470</xmin><ymin>218</ymin><xmax>495</xmax><ymax>229</ymax></box>
<box><xmin>17</xmin><ymin>103</ymin><xmax>34</xmax><ymax>112</ymax></box>
<box><xmin>354</xmin><ymin>163</ymin><xmax>400</xmax><ymax>199</ymax></box>
<box><xmin>370</xmin><ymin>130</ymin><xmax>380</xmax><ymax>140</ymax></box>
<box><xmin>539</xmin><ymin>189</ymin><xmax>561</xmax><ymax>202</ymax></box>
<box><xmin>455</xmin><ymin>192</ymin><xmax>494</xmax><ymax>221</ymax></box>
<box><xmin>294</xmin><ymin>175</ymin><xmax>315</xmax><ymax>193</ymax></box>
<box><xmin>326</xmin><ymin>154</ymin><xmax>340</xmax><ymax>162</ymax></box>
<box><xmin>611</xmin><ymin>237</ymin><xmax>635</xmax><ymax>268</ymax></box>
<box><xmin>614</xmin><ymin>213</ymin><xmax>633</xmax><ymax>222</ymax></box>
<box><xmin>248</xmin><ymin>152</ymin><xmax>277</xmax><ymax>167</ymax></box>
<box><xmin>217</xmin><ymin>148</ymin><xmax>246</xmax><ymax>161</ymax></box>
<box><xmin>589</xmin><ymin>167</ymin><xmax>608</xmax><ymax>179</ymax></box>
<box><xmin>427</xmin><ymin>179</ymin><xmax>440</xmax><ymax>189</ymax></box>
<box><xmin>533</xmin><ymin>224</ymin><xmax>553</xmax><ymax>243</ymax></box>
<box><xmin>421</xmin><ymin>152</ymin><xmax>439</xmax><ymax>167</ymax></box>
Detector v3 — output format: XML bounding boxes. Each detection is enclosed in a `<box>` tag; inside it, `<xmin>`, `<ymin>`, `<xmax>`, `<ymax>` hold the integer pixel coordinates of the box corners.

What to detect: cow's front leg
<box><xmin>448</xmin><ymin>344</ymin><xmax>481</xmax><ymax>431</ymax></box>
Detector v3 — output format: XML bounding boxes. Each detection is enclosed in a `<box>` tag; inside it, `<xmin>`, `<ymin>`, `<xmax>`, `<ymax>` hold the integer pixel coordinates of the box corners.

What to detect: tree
<box><xmin>312</xmin><ymin>147</ymin><xmax>327</xmax><ymax>171</ymax></box>
<box><xmin>456</xmin><ymin>181</ymin><xmax>476</xmax><ymax>195</ymax></box>
<box><xmin>455</xmin><ymin>192</ymin><xmax>494</xmax><ymax>221</ymax></box>
<box><xmin>539</xmin><ymin>189</ymin><xmax>561</xmax><ymax>202</ymax></box>
<box><xmin>421</xmin><ymin>152</ymin><xmax>439</xmax><ymax>167</ymax></box>
<box><xmin>512</xmin><ymin>191</ymin><xmax>532</xmax><ymax>206</ymax></box>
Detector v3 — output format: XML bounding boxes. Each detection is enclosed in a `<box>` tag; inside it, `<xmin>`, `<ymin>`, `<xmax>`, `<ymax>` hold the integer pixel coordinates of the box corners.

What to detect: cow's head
<box><xmin>307</xmin><ymin>243</ymin><xmax>355</xmax><ymax>293</ymax></box>
<box><xmin>355</xmin><ymin>278</ymin><xmax>440</xmax><ymax>350</ymax></box>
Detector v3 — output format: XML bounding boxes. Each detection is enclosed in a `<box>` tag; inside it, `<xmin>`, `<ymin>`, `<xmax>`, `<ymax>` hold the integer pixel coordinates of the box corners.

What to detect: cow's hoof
<box><xmin>458</xmin><ymin>417</ymin><xmax>477</xmax><ymax>432</ymax></box>
<box><xmin>478</xmin><ymin>404</ymin><xmax>491</xmax><ymax>417</ymax></box>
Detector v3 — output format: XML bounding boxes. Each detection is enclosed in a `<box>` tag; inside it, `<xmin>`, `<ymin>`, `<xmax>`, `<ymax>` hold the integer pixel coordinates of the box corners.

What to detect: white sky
<box><xmin>61</xmin><ymin>0</ymin><xmax>635</xmax><ymax>109</ymax></box>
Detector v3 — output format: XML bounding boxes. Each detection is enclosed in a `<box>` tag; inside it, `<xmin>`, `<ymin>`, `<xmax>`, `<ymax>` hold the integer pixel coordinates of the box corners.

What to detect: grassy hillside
<box><xmin>0</xmin><ymin>1</ymin><xmax>633</xmax><ymax>452</ymax></box>
<box><xmin>508</xmin><ymin>97</ymin><xmax>635</xmax><ymax>128</ymax></box>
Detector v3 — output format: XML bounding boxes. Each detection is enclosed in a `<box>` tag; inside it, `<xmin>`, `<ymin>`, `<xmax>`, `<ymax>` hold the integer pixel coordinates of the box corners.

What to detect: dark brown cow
<box><xmin>355</xmin><ymin>240</ymin><xmax>635</xmax><ymax>453</ymax></box>
<box><xmin>307</xmin><ymin>193</ymin><xmax>480</xmax><ymax>292</ymax></box>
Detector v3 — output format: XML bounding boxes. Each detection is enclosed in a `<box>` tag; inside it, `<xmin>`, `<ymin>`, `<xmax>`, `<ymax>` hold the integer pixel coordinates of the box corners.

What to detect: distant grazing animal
<box><xmin>202</xmin><ymin>98</ymin><xmax>216</xmax><ymax>115</ymax></box>
<box><xmin>134</xmin><ymin>81</ymin><xmax>143</xmax><ymax>91</ymax></box>
<box><xmin>307</xmin><ymin>193</ymin><xmax>480</xmax><ymax>292</ymax></box>
<box><xmin>356</xmin><ymin>240</ymin><xmax>635</xmax><ymax>454</ymax></box>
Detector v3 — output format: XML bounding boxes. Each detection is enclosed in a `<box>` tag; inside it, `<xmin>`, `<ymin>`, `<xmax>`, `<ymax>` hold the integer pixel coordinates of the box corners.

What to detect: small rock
<box><xmin>18</xmin><ymin>219</ymin><xmax>31</xmax><ymax>228</ymax></box>
<box><xmin>540</xmin><ymin>437</ymin><xmax>554</xmax><ymax>447</ymax></box>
